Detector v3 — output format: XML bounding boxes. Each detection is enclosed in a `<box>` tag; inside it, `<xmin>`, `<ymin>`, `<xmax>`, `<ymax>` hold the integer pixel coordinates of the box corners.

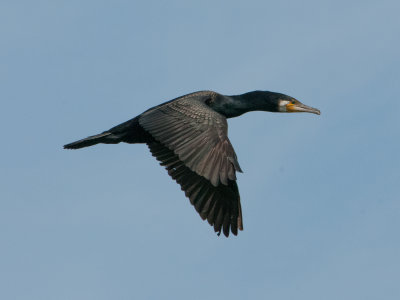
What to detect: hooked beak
<box><xmin>286</xmin><ymin>102</ymin><xmax>321</xmax><ymax>115</ymax></box>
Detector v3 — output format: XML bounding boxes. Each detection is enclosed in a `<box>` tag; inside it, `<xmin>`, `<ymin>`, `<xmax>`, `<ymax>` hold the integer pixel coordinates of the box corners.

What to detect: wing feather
<box><xmin>147</xmin><ymin>138</ymin><xmax>243</xmax><ymax>237</ymax></box>
<box><xmin>139</xmin><ymin>96</ymin><xmax>242</xmax><ymax>187</ymax></box>
<box><xmin>142</xmin><ymin>92</ymin><xmax>243</xmax><ymax>236</ymax></box>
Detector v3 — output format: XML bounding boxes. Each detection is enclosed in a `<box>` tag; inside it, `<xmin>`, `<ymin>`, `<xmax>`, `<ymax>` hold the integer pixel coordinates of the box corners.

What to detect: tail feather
<box><xmin>64</xmin><ymin>132</ymin><xmax>113</xmax><ymax>149</ymax></box>
<box><xmin>64</xmin><ymin>116</ymin><xmax>147</xmax><ymax>150</ymax></box>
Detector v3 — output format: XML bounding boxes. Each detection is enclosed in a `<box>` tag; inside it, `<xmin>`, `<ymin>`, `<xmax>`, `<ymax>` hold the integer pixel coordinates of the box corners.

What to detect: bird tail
<box><xmin>64</xmin><ymin>132</ymin><xmax>118</xmax><ymax>149</ymax></box>
<box><xmin>64</xmin><ymin>116</ymin><xmax>147</xmax><ymax>150</ymax></box>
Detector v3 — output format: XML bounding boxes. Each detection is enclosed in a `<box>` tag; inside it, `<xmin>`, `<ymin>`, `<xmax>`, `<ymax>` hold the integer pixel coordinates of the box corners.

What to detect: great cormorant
<box><xmin>64</xmin><ymin>90</ymin><xmax>320</xmax><ymax>237</ymax></box>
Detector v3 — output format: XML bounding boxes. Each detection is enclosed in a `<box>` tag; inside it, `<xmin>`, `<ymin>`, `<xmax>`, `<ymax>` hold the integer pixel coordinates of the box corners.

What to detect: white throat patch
<box><xmin>278</xmin><ymin>100</ymin><xmax>290</xmax><ymax>112</ymax></box>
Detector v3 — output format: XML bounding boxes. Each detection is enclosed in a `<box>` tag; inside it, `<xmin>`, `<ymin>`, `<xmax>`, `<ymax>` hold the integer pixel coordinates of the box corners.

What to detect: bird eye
<box><xmin>291</xmin><ymin>100</ymin><xmax>296</xmax><ymax>104</ymax></box>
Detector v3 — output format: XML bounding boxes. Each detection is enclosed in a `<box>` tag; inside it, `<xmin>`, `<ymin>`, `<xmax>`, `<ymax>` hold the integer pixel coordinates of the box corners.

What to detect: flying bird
<box><xmin>64</xmin><ymin>90</ymin><xmax>320</xmax><ymax>237</ymax></box>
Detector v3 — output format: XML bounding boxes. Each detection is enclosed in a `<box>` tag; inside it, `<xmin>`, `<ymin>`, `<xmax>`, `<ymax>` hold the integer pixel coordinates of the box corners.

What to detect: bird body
<box><xmin>64</xmin><ymin>90</ymin><xmax>320</xmax><ymax>237</ymax></box>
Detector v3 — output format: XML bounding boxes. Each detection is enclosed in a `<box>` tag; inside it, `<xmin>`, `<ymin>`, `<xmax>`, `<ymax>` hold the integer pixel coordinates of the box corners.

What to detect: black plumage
<box><xmin>64</xmin><ymin>90</ymin><xmax>320</xmax><ymax>237</ymax></box>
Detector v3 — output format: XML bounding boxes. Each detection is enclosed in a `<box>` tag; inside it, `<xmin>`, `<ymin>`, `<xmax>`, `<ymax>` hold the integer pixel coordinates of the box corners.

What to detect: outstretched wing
<box><xmin>148</xmin><ymin>139</ymin><xmax>243</xmax><ymax>236</ymax></box>
<box><xmin>139</xmin><ymin>95</ymin><xmax>242</xmax><ymax>186</ymax></box>
<box><xmin>139</xmin><ymin>94</ymin><xmax>243</xmax><ymax>236</ymax></box>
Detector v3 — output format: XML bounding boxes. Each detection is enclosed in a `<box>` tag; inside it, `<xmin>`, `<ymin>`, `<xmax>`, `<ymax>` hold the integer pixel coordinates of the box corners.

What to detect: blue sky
<box><xmin>1</xmin><ymin>0</ymin><xmax>399</xmax><ymax>299</ymax></box>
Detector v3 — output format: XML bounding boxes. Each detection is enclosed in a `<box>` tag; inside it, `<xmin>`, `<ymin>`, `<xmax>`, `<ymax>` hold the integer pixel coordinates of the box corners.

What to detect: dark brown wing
<box><xmin>139</xmin><ymin>95</ymin><xmax>242</xmax><ymax>187</ymax></box>
<box><xmin>139</xmin><ymin>94</ymin><xmax>243</xmax><ymax>236</ymax></box>
<box><xmin>147</xmin><ymin>139</ymin><xmax>243</xmax><ymax>236</ymax></box>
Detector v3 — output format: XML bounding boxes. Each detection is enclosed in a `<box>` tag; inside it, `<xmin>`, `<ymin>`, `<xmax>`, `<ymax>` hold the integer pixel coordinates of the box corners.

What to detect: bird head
<box><xmin>217</xmin><ymin>91</ymin><xmax>321</xmax><ymax>118</ymax></box>
<box><xmin>277</xmin><ymin>97</ymin><xmax>320</xmax><ymax>115</ymax></box>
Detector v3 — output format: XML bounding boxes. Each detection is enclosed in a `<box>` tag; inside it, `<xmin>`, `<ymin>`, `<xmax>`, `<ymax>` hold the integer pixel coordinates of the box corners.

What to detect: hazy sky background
<box><xmin>1</xmin><ymin>1</ymin><xmax>399</xmax><ymax>299</ymax></box>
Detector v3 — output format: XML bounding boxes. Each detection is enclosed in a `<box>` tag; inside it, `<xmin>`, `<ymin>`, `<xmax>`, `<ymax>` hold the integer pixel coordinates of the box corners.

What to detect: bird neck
<box><xmin>221</xmin><ymin>91</ymin><xmax>278</xmax><ymax>118</ymax></box>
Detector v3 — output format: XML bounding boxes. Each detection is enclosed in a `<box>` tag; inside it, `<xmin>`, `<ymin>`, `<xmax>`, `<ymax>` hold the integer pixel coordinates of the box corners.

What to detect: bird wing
<box><xmin>147</xmin><ymin>140</ymin><xmax>243</xmax><ymax>236</ymax></box>
<box><xmin>139</xmin><ymin>95</ymin><xmax>243</xmax><ymax>236</ymax></box>
<box><xmin>139</xmin><ymin>96</ymin><xmax>242</xmax><ymax>187</ymax></box>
